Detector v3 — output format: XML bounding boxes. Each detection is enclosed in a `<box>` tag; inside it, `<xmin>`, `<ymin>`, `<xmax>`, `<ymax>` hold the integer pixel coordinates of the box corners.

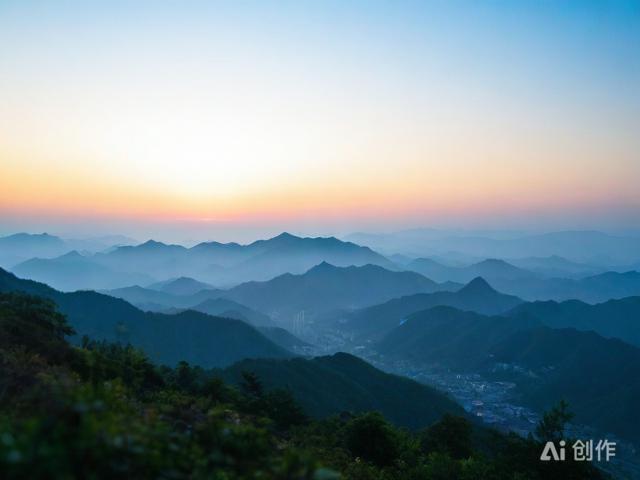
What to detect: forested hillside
<box><xmin>0</xmin><ymin>292</ymin><xmax>605</xmax><ymax>479</ymax></box>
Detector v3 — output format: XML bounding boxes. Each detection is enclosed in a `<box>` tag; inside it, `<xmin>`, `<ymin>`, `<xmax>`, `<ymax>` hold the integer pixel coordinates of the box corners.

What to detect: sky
<box><xmin>0</xmin><ymin>1</ymin><xmax>639</xmax><ymax>242</ymax></box>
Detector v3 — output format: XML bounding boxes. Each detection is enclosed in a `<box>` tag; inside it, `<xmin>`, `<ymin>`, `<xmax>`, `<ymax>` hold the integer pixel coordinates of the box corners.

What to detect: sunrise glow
<box><xmin>1</xmin><ymin>1</ymin><xmax>639</xmax><ymax>237</ymax></box>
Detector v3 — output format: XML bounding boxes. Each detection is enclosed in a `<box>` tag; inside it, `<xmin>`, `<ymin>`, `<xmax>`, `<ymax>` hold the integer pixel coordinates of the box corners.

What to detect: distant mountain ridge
<box><xmin>102</xmin><ymin>262</ymin><xmax>452</xmax><ymax>328</ymax></box>
<box><xmin>408</xmin><ymin>257</ymin><xmax>535</xmax><ymax>284</ymax></box>
<box><xmin>148</xmin><ymin>276</ymin><xmax>214</xmax><ymax>296</ymax></box>
<box><xmin>222</xmin><ymin>262</ymin><xmax>456</xmax><ymax>325</ymax></box>
<box><xmin>0</xmin><ymin>233</ymin><xmax>68</xmax><ymax>267</ymax></box>
<box><xmin>12</xmin><ymin>251</ymin><xmax>155</xmax><ymax>291</ymax></box>
<box><xmin>508</xmin><ymin>296</ymin><xmax>640</xmax><ymax>346</ymax></box>
<box><xmin>0</xmin><ymin>232</ymin><xmax>136</xmax><ymax>269</ymax></box>
<box><xmin>407</xmin><ymin>256</ymin><xmax>640</xmax><ymax>302</ymax></box>
<box><xmin>0</xmin><ymin>267</ymin><xmax>289</xmax><ymax>368</ymax></box>
<box><xmin>11</xmin><ymin>232</ymin><xmax>395</xmax><ymax>290</ymax></box>
<box><xmin>337</xmin><ymin>276</ymin><xmax>523</xmax><ymax>339</ymax></box>
<box><xmin>346</xmin><ymin>230</ymin><xmax>640</xmax><ymax>265</ymax></box>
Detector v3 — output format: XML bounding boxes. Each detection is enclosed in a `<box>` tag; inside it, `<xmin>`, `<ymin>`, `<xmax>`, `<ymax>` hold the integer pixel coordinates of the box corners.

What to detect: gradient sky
<box><xmin>1</xmin><ymin>1</ymin><xmax>639</xmax><ymax>241</ymax></box>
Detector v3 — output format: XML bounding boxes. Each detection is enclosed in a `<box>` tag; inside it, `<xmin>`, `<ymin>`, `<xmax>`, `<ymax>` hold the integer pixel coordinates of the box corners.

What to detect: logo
<box><xmin>540</xmin><ymin>439</ymin><xmax>616</xmax><ymax>462</ymax></box>
<box><xmin>540</xmin><ymin>440</ymin><xmax>566</xmax><ymax>461</ymax></box>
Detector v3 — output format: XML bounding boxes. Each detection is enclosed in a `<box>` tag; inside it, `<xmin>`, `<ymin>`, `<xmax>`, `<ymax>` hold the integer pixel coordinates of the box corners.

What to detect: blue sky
<box><xmin>0</xmin><ymin>1</ymin><xmax>638</xmax><ymax>241</ymax></box>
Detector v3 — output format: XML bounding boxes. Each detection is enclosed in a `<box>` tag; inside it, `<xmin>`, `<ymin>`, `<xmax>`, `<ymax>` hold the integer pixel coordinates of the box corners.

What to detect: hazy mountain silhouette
<box><xmin>407</xmin><ymin>257</ymin><xmax>536</xmax><ymax>284</ymax></box>
<box><xmin>508</xmin><ymin>296</ymin><xmax>640</xmax><ymax>346</ymax></box>
<box><xmin>338</xmin><ymin>277</ymin><xmax>523</xmax><ymax>339</ymax></box>
<box><xmin>490</xmin><ymin>327</ymin><xmax>640</xmax><ymax>445</ymax></box>
<box><xmin>223</xmin><ymin>262</ymin><xmax>453</xmax><ymax>325</ymax></box>
<box><xmin>187</xmin><ymin>297</ymin><xmax>275</xmax><ymax>327</ymax></box>
<box><xmin>500</xmin><ymin>270</ymin><xmax>640</xmax><ymax>302</ymax></box>
<box><xmin>103</xmin><ymin>285</ymin><xmax>224</xmax><ymax>311</ymax></box>
<box><xmin>348</xmin><ymin>230</ymin><xmax>640</xmax><ymax>265</ymax></box>
<box><xmin>86</xmin><ymin>232</ymin><xmax>395</xmax><ymax>287</ymax></box>
<box><xmin>0</xmin><ymin>232</ymin><xmax>68</xmax><ymax>267</ymax></box>
<box><xmin>509</xmin><ymin>255</ymin><xmax>602</xmax><ymax>278</ymax></box>
<box><xmin>0</xmin><ymin>232</ymin><xmax>138</xmax><ymax>268</ymax></box>
<box><xmin>375</xmin><ymin>306</ymin><xmax>539</xmax><ymax>370</ymax></box>
<box><xmin>257</xmin><ymin>326</ymin><xmax>312</xmax><ymax>352</ymax></box>
<box><xmin>0</xmin><ymin>267</ymin><xmax>289</xmax><ymax>367</ymax></box>
<box><xmin>227</xmin><ymin>232</ymin><xmax>396</xmax><ymax>283</ymax></box>
<box><xmin>18</xmin><ymin>233</ymin><xmax>394</xmax><ymax>293</ymax></box>
<box><xmin>12</xmin><ymin>251</ymin><xmax>155</xmax><ymax>291</ymax></box>
<box><xmin>221</xmin><ymin>352</ymin><xmax>466</xmax><ymax>430</ymax></box>
<box><xmin>408</xmin><ymin>256</ymin><xmax>640</xmax><ymax>302</ymax></box>
<box><xmin>148</xmin><ymin>276</ymin><xmax>214</xmax><ymax>295</ymax></box>
<box><xmin>104</xmin><ymin>285</ymin><xmax>279</xmax><ymax>329</ymax></box>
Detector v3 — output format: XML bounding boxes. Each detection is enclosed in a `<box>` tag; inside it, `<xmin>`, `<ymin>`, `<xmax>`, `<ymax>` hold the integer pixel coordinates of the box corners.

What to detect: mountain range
<box><xmin>10</xmin><ymin>232</ymin><xmax>395</xmax><ymax>290</ymax></box>
<box><xmin>0</xmin><ymin>267</ymin><xmax>290</xmax><ymax>367</ymax></box>
<box><xmin>12</xmin><ymin>250</ymin><xmax>155</xmax><ymax>291</ymax></box>
<box><xmin>221</xmin><ymin>261</ymin><xmax>458</xmax><ymax>326</ymax></box>
<box><xmin>0</xmin><ymin>232</ymin><xmax>136</xmax><ymax>268</ymax></box>
<box><xmin>148</xmin><ymin>276</ymin><xmax>214</xmax><ymax>295</ymax></box>
<box><xmin>335</xmin><ymin>277</ymin><xmax>523</xmax><ymax>340</ymax></box>
<box><xmin>373</xmin><ymin>305</ymin><xmax>640</xmax><ymax>445</ymax></box>
<box><xmin>375</xmin><ymin>306</ymin><xmax>540</xmax><ymax>370</ymax></box>
<box><xmin>509</xmin><ymin>296</ymin><xmax>640</xmax><ymax>347</ymax></box>
<box><xmin>489</xmin><ymin>327</ymin><xmax>640</xmax><ymax>445</ymax></box>
<box><xmin>221</xmin><ymin>352</ymin><xmax>466</xmax><ymax>430</ymax></box>
<box><xmin>407</xmin><ymin>257</ymin><xmax>640</xmax><ymax>302</ymax></box>
<box><xmin>407</xmin><ymin>258</ymin><xmax>534</xmax><ymax>283</ymax></box>
<box><xmin>346</xmin><ymin>229</ymin><xmax>640</xmax><ymax>265</ymax></box>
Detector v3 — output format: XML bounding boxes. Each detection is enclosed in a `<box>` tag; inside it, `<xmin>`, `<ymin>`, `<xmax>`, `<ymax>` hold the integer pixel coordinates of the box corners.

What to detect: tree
<box><xmin>344</xmin><ymin>412</ymin><xmax>400</xmax><ymax>467</ymax></box>
<box><xmin>535</xmin><ymin>400</ymin><xmax>573</xmax><ymax>443</ymax></box>
<box><xmin>240</xmin><ymin>371</ymin><xmax>264</xmax><ymax>398</ymax></box>
<box><xmin>421</xmin><ymin>414</ymin><xmax>473</xmax><ymax>460</ymax></box>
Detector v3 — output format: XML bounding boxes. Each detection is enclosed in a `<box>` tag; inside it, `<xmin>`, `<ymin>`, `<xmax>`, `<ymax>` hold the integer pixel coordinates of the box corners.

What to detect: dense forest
<box><xmin>0</xmin><ymin>292</ymin><xmax>606</xmax><ymax>479</ymax></box>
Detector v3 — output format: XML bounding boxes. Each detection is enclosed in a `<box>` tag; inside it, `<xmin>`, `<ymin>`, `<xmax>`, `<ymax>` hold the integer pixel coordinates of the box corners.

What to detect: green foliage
<box><xmin>344</xmin><ymin>412</ymin><xmax>400</xmax><ymax>467</ymax></box>
<box><xmin>535</xmin><ymin>399</ymin><xmax>573</xmax><ymax>443</ymax></box>
<box><xmin>421</xmin><ymin>414</ymin><xmax>473</xmax><ymax>460</ymax></box>
<box><xmin>0</xmin><ymin>293</ymin><xmax>608</xmax><ymax>479</ymax></box>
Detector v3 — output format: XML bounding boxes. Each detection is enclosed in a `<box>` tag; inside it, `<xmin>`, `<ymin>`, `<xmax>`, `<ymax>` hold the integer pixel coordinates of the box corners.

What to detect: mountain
<box><xmin>1</xmin><ymin>293</ymin><xmax>606</xmax><ymax>480</ymax></box>
<box><xmin>0</xmin><ymin>232</ymin><xmax>69</xmax><ymax>267</ymax></box>
<box><xmin>6</xmin><ymin>232</ymin><xmax>398</xmax><ymax>290</ymax></box>
<box><xmin>89</xmin><ymin>233</ymin><xmax>395</xmax><ymax>287</ymax></box>
<box><xmin>508</xmin><ymin>296</ymin><xmax>640</xmax><ymax>346</ymax></box>
<box><xmin>408</xmin><ymin>256</ymin><xmax>640</xmax><ymax>302</ymax></box>
<box><xmin>223</xmin><ymin>262</ymin><xmax>454</xmax><ymax>325</ymax></box>
<box><xmin>148</xmin><ymin>276</ymin><xmax>213</xmax><ymax>295</ymax></box>
<box><xmin>501</xmin><ymin>270</ymin><xmax>640</xmax><ymax>303</ymax></box>
<box><xmin>0</xmin><ymin>232</ymin><xmax>139</xmax><ymax>269</ymax></box>
<box><xmin>375</xmin><ymin>306</ymin><xmax>539</xmax><ymax>370</ymax></box>
<box><xmin>103</xmin><ymin>285</ymin><xmax>223</xmax><ymax>311</ymax></box>
<box><xmin>221</xmin><ymin>352</ymin><xmax>466</xmax><ymax>430</ymax></box>
<box><xmin>12</xmin><ymin>251</ymin><xmax>155</xmax><ymax>292</ymax></box>
<box><xmin>407</xmin><ymin>257</ymin><xmax>535</xmax><ymax>284</ymax></box>
<box><xmin>509</xmin><ymin>255</ymin><xmax>602</xmax><ymax>278</ymax></box>
<box><xmin>490</xmin><ymin>327</ymin><xmax>640</xmax><ymax>445</ymax></box>
<box><xmin>351</xmin><ymin>230</ymin><xmax>640</xmax><ymax>265</ymax></box>
<box><xmin>339</xmin><ymin>277</ymin><xmax>523</xmax><ymax>339</ymax></box>
<box><xmin>121</xmin><ymin>310</ymin><xmax>290</xmax><ymax>368</ymax></box>
<box><xmin>0</xmin><ymin>267</ymin><xmax>289</xmax><ymax>368</ymax></box>
<box><xmin>374</xmin><ymin>304</ymin><xmax>640</xmax><ymax>445</ymax></box>
<box><xmin>257</xmin><ymin>326</ymin><xmax>312</xmax><ymax>352</ymax></box>
<box><xmin>577</xmin><ymin>270</ymin><xmax>640</xmax><ymax>299</ymax></box>
<box><xmin>225</xmin><ymin>232</ymin><xmax>396</xmax><ymax>283</ymax></box>
<box><xmin>188</xmin><ymin>297</ymin><xmax>275</xmax><ymax>327</ymax></box>
<box><xmin>105</xmin><ymin>286</ymin><xmax>277</xmax><ymax>328</ymax></box>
